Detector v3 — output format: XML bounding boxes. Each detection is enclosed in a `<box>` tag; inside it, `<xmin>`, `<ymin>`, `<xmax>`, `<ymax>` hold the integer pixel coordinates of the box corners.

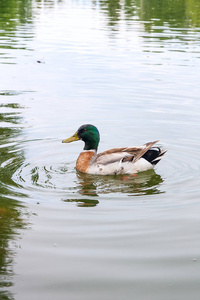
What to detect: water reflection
<box><xmin>138</xmin><ymin>0</ymin><xmax>200</xmax><ymax>28</ymax></box>
<box><xmin>95</xmin><ymin>0</ymin><xmax>200</xmax><ymax>33</ymax></box>
<box><xmin>0</xmin><ymin>0</ymin><xmax>33</xmax><ymax>28</ymax></box>
<box><xmin>74</xmin><ymin>169</ymin><xmax>164</xmax><ymax>202</ymax></box>
<box><xmin>76</xmin><ymin>173</ymin><xmax>99</xmax><ymax>197</ymax></box>
<box><xmin>0</xmin><ymin>101</ymin><xmax>27</xmax><ymax>299</ymax></box>
<box><xmin>64</xmin><ymin>198</ymin><xmax>99</xmax><ymax>207</ymax></box>
<box><xmin>14</xmin><ymin>155</ymin><xmax>164</xmax><ymax>207</ymax></box>
<box><xmin>63</xmin><ymin>171</ymin><xmax>164</xmax><ymax>207</ymax></box>
<box><xmin>34</xmin><ymin>0</ymin><xmax>63</xmax><ymax>9</ymax></box>
<box><xmin>97</xmin><ymin>0</ymin><xmax>125</xmax><ymax>27</ymax></box>
<box><xmin>0</xmin><ymin>0</ymin><xmax>34</xmax><ymax>64</ymax></box>
<box><xmin>0</xmin><ymin>197</ymin><xmax>26</xmax><ymax>300</ymax></box>
<box><xmin>0</xmin><ymin>103</ymin><xmax>25</xmax><ymax>194</ymax></box>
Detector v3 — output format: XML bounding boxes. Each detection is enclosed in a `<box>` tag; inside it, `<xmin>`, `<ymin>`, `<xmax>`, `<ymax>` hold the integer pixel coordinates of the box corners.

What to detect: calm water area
<box><xmin>0</xmin><ymin>0</ymin><xmax>200</xmax><ymax>299</ymax></box>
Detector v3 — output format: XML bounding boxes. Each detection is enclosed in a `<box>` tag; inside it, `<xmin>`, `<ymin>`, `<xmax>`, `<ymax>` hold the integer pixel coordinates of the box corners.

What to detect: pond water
<box><xmin>1</xmin><ymin>0</ymin><xmax>200</xmax><ymax>299</ymax></box>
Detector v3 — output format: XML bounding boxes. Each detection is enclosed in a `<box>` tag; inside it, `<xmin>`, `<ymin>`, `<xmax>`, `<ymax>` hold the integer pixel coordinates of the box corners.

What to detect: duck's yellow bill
<box><xmin>62</xmin><ymin>132</ymin><xmax>79</xmax><ymax>143</ymax></box>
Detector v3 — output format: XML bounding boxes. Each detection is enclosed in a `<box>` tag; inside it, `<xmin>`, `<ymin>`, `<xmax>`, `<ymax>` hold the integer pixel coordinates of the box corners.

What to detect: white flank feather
<box><xmin>88</xmin><ymin>158</ymin><xmax>153</xmax><ymax>175</ymax></box>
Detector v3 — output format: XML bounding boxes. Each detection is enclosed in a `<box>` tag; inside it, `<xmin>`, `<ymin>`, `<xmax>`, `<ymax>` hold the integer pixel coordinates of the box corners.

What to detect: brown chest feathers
<box><xmin>76</xmin><ymin>151</ymin><xmax>96</xmax><ymax>173</ymax></box>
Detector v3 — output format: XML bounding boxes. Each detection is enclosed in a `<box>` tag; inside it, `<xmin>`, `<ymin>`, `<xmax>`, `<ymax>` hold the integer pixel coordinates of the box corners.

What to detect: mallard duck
<box><xmin>62</xmin><ymin>124</ymin><xmax>166</xmax><ymax>175</ymax></box>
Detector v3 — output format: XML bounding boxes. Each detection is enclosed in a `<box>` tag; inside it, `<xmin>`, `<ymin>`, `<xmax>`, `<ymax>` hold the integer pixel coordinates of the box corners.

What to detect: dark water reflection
<box><xmin>64</xmin><ymin>198</ymin><xmax>100</xmax><ymax>207</ymax></box>
<box><xmin>138</xmin><ymin>0</ymin><xmax>200</xmax><ymax>28</ymax></box>
<box><xmin>0</xmin><ymin>0</ymin><xmax>33</xmax><ymax>29</ymax></box>
<box><xmin>0</xmin><ymin>103</ymin><xmax>25</xmax><ymax>193</ymax></box>
<box><xmin>0</xmin><ymin>0</ymin><xmax>34</xmax><ymax>65</ymax></box>
<box><xmin>95</xmin><ymin>0</ymin><xmax>200</xmax><ymax>29</ymax></box>
<box><xmin>0</xmin><ymin>102</ymin><xmax>27</xmax><ymax>299</ymax></box>
<box><xmin>76</xmin><ymin>170</ymin><xmax>164</xmax><ymax>197</ymax></box>
<box><xmin>0</xmin><ymin>197</ymin><xmax>26</xmax><ymax>300</ymax></box>
<box><xmin>64</xmin><ymin>170</ymin><xmax>164</xmax><ymax>207</ymax></box>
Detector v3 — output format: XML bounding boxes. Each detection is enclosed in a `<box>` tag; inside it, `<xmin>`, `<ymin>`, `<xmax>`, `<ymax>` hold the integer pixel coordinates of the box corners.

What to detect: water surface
<box><xmin>0</xmin><ymin>0</ymin><xmax>200</xmax><ymax>299</ymax></box>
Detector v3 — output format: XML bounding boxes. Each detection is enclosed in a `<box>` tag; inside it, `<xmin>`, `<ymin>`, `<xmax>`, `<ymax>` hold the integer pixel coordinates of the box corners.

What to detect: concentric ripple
<box><xmin>16</xmin><ymin>163</ymin><xmax>69</xmax><ymax>189</ymax></box>
<box><xmin>1</xmin><ymin>134</ymin><xmax>199</xmax><ymax>206</ymax></box>
<box><xmin>158</xmin><ymin>140</ymin><xmax>200</xmax><ymax>203</ymax></box>
<box><xmin>7</xmin><ymin>135</ymin><xmax>166</xmax><ymax>201</ymax></box>
<box><xmin>7</xmin><ymin>136</ymin><xmax>199</xmax><ymax>204</ymax></box>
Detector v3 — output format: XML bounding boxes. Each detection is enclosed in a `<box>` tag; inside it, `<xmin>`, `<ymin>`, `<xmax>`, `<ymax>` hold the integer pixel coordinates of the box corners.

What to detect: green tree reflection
<box><xmin>0</xmin><ymin>197</ymin><xmax>25</xmax><ymax>300</ymax></box>
<box><xmin>137</xmin><ymin>0</ymin><xmax>200</xmax><ymax>30</ymax></box>
<box><xmin>0</xmin><ymin>0</ymin><xmax>33</xmax><ymax>30</ymax></box>
<box><xmin>185</xmin><ymin>0</ymin><xmax>200</xmax><ymax>27</ymax></box>
<box><xmin>0</xmin><ymin>102</ymin><xmax>27</xmax><ymax>300</ymax></box>
<box><xmin>76</xmin><ymin>170</ymin><xmax>164</xmax><ymax>198</ymax></box>
<box><xmin>0</xmin><ymin>0</ymin><xmax>32</xmax><ymax>297</ymax></box>
<box><xmin>97</xmin><ymin>0</ymin><xmax>122</xmax><ymax>27</ymax></box>
<box><xmin>95</xmin><ymin>0</ymin><xmax>200</xmax><ymax>31</ymax></box>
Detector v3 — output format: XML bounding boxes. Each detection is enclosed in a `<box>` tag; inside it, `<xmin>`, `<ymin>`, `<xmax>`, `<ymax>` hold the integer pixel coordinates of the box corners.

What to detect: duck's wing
<box><xmin>95</xmin><ymin>141</ymin><xmax>159</xmax><ymax>165</ymax></box>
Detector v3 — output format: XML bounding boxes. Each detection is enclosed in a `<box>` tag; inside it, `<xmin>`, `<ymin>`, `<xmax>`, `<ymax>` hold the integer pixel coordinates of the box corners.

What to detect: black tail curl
<box><xmin>142</xmin><ymin>147</ymin><xmax>167</xmax><ymax>165</ymax></box>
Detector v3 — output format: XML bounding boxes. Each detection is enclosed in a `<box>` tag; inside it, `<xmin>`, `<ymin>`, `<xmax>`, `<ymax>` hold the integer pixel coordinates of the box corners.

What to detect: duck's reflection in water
<box><xmin>64</xmin><ymin>198</ymin><xmax>99</xmax><ymax>207</ymax></box>
<box><xmin>64</xmin><ymin>170</ymin><xmax>164</xmax><ymax>207</ymax></box>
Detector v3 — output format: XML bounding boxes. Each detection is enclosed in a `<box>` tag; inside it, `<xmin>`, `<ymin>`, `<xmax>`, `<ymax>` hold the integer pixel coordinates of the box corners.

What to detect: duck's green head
<box><xmin>62</xmin><ymin>124</ymin><xmax>100</xmax><ymax>151</ymax></box>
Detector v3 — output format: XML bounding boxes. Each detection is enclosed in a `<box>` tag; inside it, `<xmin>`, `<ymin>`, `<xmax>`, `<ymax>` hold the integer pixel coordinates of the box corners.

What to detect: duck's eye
<box><xmin>79</xmin><ymin>129</ymin><xmax>86</xmax><ymax>135</ymax></box>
